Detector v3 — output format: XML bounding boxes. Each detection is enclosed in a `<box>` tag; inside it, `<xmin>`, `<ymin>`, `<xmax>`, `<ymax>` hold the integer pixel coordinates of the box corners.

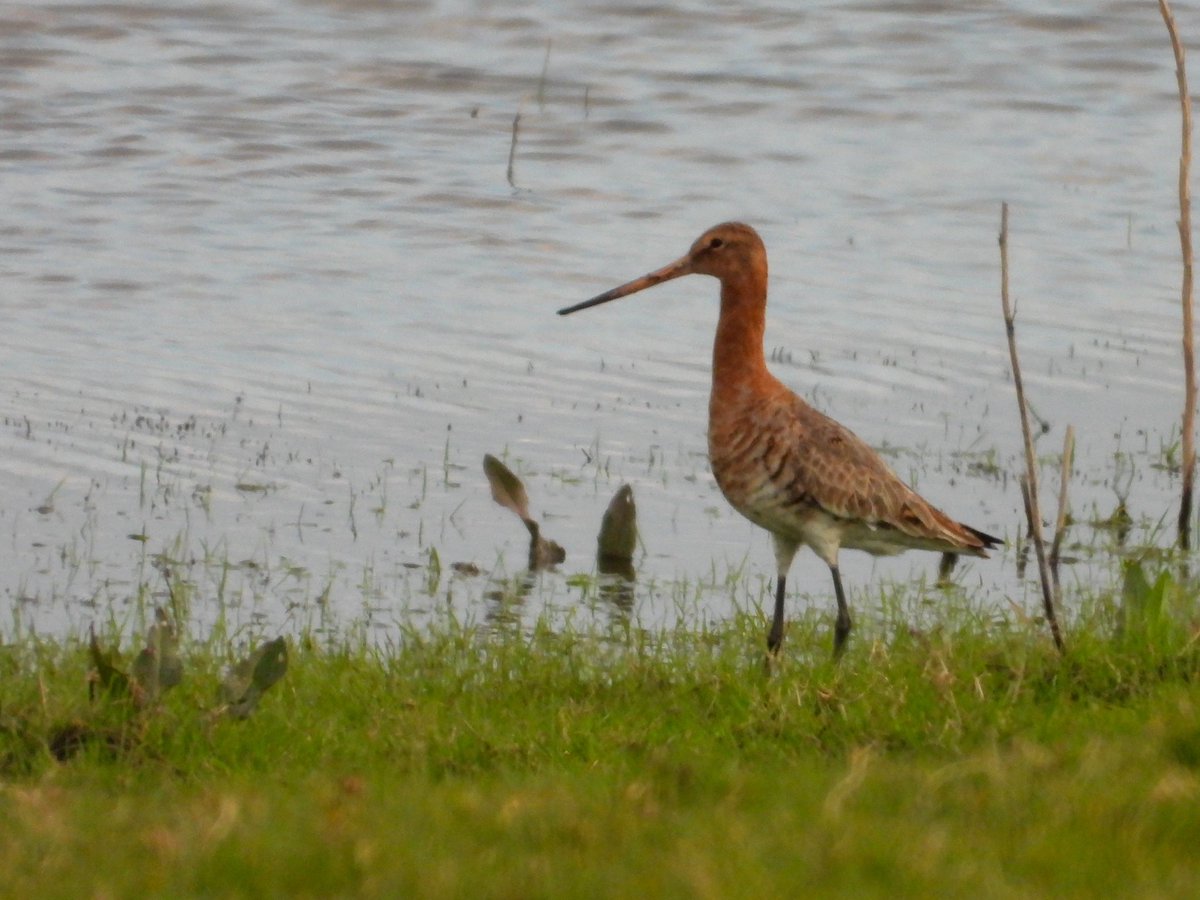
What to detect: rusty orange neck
<box><xmin>711</xmin><ymin>268</ymin><xmax>771</xmax><ymax>408</ymax></box>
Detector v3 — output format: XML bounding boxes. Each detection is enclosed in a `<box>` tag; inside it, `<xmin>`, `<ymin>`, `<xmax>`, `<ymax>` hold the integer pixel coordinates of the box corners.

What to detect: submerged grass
<box><xmin>2</xmin><ymin>584</ymin><xmax>1200</xmax><ymax>897</ymax></box>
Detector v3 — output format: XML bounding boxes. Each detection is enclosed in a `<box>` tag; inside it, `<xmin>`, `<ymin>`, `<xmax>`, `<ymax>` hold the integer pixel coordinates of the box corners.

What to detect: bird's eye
<box><xmin>708</xmin><ymin>237</ymin><xmax>724</xmax><ymax>249</ymax></box>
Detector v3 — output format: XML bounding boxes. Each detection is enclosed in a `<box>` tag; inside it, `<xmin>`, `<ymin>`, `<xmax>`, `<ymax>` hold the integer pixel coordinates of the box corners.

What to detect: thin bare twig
<box><xmin>1160</xmin><ymin>0</ymin><xmax>1196</xmax><ymax>551</ymax></box>
<box><xmin>1019</xmin><ymin>477</ymin><xmax>1063</xmax><ymax>650</ymax></box>
<box><xmin>1049</xmin><ymin>424</ymin><xmax>1075</xmax><ymax>610</ymax></box>
<box><xmin>1000</xmin><ymin>203</ymin><xmax>1065</xmax><ymax>652</ymax></box>
<box><xmin>506</xmin><ymin>112</ymin><xmax>521</xmax><ymax>189</ymax></box>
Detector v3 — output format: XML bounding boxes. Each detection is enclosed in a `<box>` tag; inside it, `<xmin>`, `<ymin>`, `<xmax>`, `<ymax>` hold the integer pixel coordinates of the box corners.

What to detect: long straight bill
<box><xmin>557</xmin><ymin>255</ymin><xmax>693</xmax><ymax>315</ymax></box>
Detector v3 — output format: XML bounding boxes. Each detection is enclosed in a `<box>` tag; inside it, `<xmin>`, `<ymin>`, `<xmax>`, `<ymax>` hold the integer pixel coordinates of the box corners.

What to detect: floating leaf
<box><xmin>36</xmin><ymin>477</ymin><xmax>67</xmax><ymax>516</ymax></box>
<box><xmin>483</xmin><ymin>454</ymin><xmax>531</xmax><ymax>522</ymax></box>
<box><xmin>1108</xmin><ymin>501</ymin><xmax>1133</xmax><ymax>546</ymax></box>
<box><xmin>220</xmin><ymin>637</ymin><xmax>288</xmax><ymax>719</ymax></box>
<box><xmin>235</xmin><ymin>481</ymin><xmax>271</xmax><ymax>494</ymax></box>
<box><xmin>597</xmin><ymin>484</ymin><xmax>637</xmax><ymax>562</ymax></box>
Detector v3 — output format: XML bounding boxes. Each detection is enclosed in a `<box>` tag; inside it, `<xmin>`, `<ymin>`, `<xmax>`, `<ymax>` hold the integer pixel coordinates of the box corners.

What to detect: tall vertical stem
<box><xmin>1000</xmin><ymin>203</ymin><xmax>1065</xmax><ymax>652</ymax></box>
<box><xmin>1160</xmin><ymin>0</ymin><xmax>1196</xmax><ymax>551</ymax></box>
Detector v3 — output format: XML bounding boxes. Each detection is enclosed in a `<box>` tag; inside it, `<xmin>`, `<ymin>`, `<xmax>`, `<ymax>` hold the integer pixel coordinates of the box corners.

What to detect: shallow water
<box><xmin>0</xmin><ymin>0</ymin><xmax>1195</xmax><ymax>640</ymax></box>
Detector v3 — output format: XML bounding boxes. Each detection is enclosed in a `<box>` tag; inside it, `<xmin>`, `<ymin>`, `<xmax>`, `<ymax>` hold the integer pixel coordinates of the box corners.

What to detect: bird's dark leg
<box><xmin>937</xmin><ymin>552</ymin><xmax>957</xmax><ymax>586</ymax></box>
<box><xmin>830</xmin><ymin>565</ymin><xmax>852</xmax><ymax>657</ymax></box>
<box><xmin>767</xmin><ymin>538</ymin><xmax>799</xmax><ymax>656</ymax></box>
<box><xmin>767</xmin><ymin>574</ymin><xmax>787</xmax><ymax>654</ymax></box>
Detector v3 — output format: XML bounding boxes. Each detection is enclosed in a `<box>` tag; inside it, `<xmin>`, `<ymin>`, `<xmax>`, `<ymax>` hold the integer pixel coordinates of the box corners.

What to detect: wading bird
<box><xmin>558</xmin><ymin>222</ymin><xmax>999</xmax><ymax>656</ymax></box>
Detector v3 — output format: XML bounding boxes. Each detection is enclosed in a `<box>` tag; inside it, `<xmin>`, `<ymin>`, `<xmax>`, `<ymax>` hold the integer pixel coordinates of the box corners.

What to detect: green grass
<box><xmin>2</xmin><ymin>579</ymin><xmax>1200</xmax><ymax>898</ymax></box>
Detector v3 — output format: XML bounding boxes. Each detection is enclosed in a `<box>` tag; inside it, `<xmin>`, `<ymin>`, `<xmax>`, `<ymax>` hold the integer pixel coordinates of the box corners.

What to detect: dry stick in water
<box><xmin>1049</xmin><ymin>424</ymin><xmax>1076</xmax><ymax>610</ymax></box>
<box><xmin>1160</xmin><ymin>0</ymin><xmax>1197</xmax><ymax>552</ymax></box>
<box><xmin>507</xmin><ymin>112</ymin><xmax>521</xmax><ymax>189</ymax></box>
<box><xmin>1000</xmin><ymin>202</ymin><xmax>1065</xmax><ymax>652</ymax></box>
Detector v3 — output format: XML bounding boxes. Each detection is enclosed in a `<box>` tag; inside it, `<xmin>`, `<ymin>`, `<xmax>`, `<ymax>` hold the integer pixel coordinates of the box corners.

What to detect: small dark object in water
<box><xmin>597</xmin><ymin>484</ymin><xmax>637</xmax><ymax>562</ymax></box>
<box><xmin>482</xmin><ymin>454</ymin><xmax>564</xmax><ymax>570</ymax></box>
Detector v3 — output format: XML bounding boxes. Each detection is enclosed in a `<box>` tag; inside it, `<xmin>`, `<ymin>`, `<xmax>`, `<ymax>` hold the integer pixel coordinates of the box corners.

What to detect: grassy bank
<box><xmin>2</xmin><ymin>579</ymin><xmax>1200</xmax><ymax>898</ymax></box>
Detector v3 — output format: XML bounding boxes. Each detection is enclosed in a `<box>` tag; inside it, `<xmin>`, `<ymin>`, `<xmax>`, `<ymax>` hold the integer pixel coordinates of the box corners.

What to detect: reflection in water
<box><xmin>485</xmin><ymin>570</ymin><xmax>537</xmax><ymax>630</ymax></box>
<box><xmin>597</xmin><ymin>558</ymin><xmax>636</xmax><ymax>618</ymax></box>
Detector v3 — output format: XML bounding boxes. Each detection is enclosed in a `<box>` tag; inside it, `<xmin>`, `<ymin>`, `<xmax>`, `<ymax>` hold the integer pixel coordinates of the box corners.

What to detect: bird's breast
<box><xmin>707</xmin><ymin>386</ymin><xmax>818</xmax><ymax>536</ymax></box>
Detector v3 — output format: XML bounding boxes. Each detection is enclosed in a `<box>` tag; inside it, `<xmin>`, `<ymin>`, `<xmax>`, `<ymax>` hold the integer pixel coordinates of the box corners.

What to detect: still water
<box><xmin>0</xmin><ymin>0</ymin><xmax>1194</xmax><ymax>640</ymax></box>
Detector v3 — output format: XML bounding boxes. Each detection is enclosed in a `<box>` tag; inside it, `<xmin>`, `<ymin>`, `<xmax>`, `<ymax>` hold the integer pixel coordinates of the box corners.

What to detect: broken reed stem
<box><xmin>1160</xmin><ymin>0</ymin><xmax>1197</xmax><ymax>552</ymax></box>
<box><xmin>507</xmin><ymin>112</ymin><xmax>521</xmax><ymax>189</ymax></box>
<box><xmin>1000</xmin><ymin>202</ymin><xmax>1065</xmax><ymax>653</ymax></box>
<box><xmin>1020</xmin><ymin>476</ymin><xmax>1064</xmax><ymax>652</ymax></box>
<box><xmin>1049</xmin><ymin>424</ymin><xmax>1075</xmax><ymax>610</ymax></box>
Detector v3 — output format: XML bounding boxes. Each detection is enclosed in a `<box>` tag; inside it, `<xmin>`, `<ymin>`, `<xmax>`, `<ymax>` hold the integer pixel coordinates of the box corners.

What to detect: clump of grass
<box><xmin>0</xmin><ymin>580</ymin><xmax>1199</xmax><ymax>896</ymax></box>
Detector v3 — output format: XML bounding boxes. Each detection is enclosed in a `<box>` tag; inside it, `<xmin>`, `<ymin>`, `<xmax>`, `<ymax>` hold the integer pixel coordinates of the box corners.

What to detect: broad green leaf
<box><xmin>154</xmin><ymin>606</ymin><xmax>183</xmax><ymax>690</ymax></box>
<box><xmin>427</xmin><ymin>546</ymin><xmax>442</xmax><ymax>595</ymax></box>
<box><xmin>130</xmin><ymin>607</ymin><xmax>183</xmax><ymax>706</ymax></box>
<box><xmin>131</xmin><ymin>645</ymin><xmax>160</xmax><ymax>704</ymax></box>
<box><xmin>88</xmin><ymin>626</ymin><xmax>130</xmax><ymax>699</ymax></box>
<box><xmin>1119</xmin><ymin>560</ymin><xmax>1184</xmax><ymax>650</ymax></box>
<box><xmin>221</xmin><ymin>637</ymin><xmax>288</xmax><ymax>719</ymax></box>
<box><xmin>251</xmin><ymin>636</ymin><xmax>288</xmax><ymax>694</ymax></box>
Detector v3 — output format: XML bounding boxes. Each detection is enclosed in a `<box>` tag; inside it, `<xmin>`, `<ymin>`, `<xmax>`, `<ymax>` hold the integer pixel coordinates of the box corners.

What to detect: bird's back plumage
<box><xmin>709</xmin><ymin>373</ymin><xmax>998</xmax><ymax>566</ymax></box>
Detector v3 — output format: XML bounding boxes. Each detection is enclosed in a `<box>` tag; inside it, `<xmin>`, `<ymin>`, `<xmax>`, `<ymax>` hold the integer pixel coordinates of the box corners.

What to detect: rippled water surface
<box><xmin>2</xmin><ymin>0</ymin><xmax>1196</xmax><ymax>639</ymax></box>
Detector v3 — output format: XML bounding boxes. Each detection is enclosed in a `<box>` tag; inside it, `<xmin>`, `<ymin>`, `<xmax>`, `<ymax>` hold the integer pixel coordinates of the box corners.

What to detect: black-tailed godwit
<box><xmin>558</xmin><ymin>222</ymin><xmax>999</xmax><ymax>656</ymax></box>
